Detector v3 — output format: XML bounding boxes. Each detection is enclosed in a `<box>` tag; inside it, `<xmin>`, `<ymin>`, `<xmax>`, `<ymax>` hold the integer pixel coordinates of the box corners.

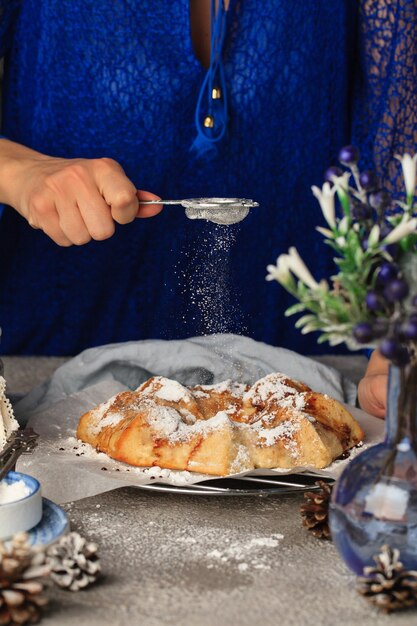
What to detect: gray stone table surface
<box><xmin>4</xmin><ymin>355</ymin><xmax>415</xmax><ymax>626</ymax></box>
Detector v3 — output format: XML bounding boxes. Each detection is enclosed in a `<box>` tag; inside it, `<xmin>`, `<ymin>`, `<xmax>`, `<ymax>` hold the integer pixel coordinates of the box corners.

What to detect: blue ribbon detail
<box><xmin>191</xmin><ymin>0</ymin><xmax>229</xmax><ymax>160</ymax></box>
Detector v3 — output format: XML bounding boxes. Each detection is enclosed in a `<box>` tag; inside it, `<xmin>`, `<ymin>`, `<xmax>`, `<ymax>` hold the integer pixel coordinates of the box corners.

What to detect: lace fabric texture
<box><xmin>352</xmin><ymin>0</ymin><xmax>417</xmax><ymax>192</ymax></box>
<box><xmin>0</xmin><ymin>0</ymin><xmax>415</xmax><ymax>355</ymax></box>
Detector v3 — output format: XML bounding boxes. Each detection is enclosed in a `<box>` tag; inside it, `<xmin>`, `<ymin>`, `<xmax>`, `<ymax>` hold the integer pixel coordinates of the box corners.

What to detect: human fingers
<box><xmin>136</xmin><ymin>190</ymin><xmax>163</xmax><ymax>218</ymax></box>
<box><xmin>27</xmin><ymin>193</ymin><xmax>72</xmax><ymax>246</ymax></box>
<box><xmin>56</xmin><ymin>201</ymin><xmax>92</xmax><ymax>245</ymax></box>
<box><xmin>366</xmin><ymin>349</ymin><xmax>389</xmax><ymax>376</ymax></box>
<box><xmin>94</xmin><ymin>158</ymin><xmax>139</xmax><ymax>225</ymax></box>
<box><xmin>358</xmin><ymin>373</ymin><xmax>388</xmax><ymax>419</ymax></box>
<box><xmin>49</xmin><ymin>159</ymin><xmax>116</xmax><ymax>240</ymax></box>
<box><xmin>74</xmin><ymin>183</ymin><xmax>115</xmax><ymax>241</ymax></box>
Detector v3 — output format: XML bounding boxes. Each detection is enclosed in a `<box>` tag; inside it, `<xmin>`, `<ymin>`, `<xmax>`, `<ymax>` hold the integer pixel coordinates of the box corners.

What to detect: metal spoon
<box><xmin>140</xmin><ymin>197</ymin><xmax>259</xmax><ymax>225</ymax></box>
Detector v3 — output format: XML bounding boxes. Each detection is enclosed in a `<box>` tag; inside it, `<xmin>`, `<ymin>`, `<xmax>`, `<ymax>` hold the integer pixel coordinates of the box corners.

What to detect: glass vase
<box><xmin>329</xmin><ymin>362</ymin><xmax>417</xmax><ymax>574</ymax></box>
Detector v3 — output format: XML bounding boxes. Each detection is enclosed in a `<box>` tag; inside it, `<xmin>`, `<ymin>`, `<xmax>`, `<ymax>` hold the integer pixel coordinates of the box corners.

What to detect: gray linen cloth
<box><xmin>15</xmin><ymin>334</ymin><xmax>357</xmax><ymax>422</ymax></box>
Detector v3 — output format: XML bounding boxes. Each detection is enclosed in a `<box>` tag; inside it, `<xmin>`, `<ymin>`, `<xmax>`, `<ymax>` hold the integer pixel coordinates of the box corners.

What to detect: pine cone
<box><xmin>300</xmin><ymin>480</ymin><xmax>333</xmax><ymax>540</ymax></box>
<box><xmin>357</xmin><ymin>545</ymin><xmax>417</xmax><ymax>613</ymax></box>
<box><xmin>0</xmin><ymin>533</ymin><xmax>50</xmax><ymax>625</ymax></box>
<box><xmin>48</xmin><ymin>532</ymin><xmax>100</xmax><ymax>592</ymax></box>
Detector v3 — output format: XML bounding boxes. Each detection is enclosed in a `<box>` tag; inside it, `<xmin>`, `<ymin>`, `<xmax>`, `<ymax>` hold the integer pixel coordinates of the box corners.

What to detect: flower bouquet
<box><xmin>267</xmin><ymin>146</ymin><xmax>417</xmax><ymax>575</ymax></box>
<box><xmin>267</xmin><ymin>147</ymin><xmax>417</xmax><ymax>362</ymax></box>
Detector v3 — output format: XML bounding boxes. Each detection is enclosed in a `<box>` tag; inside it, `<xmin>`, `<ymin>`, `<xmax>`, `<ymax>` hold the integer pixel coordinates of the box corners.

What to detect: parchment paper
<box><xmin>16</xmin><ymin>380</ymin><xmax>384</xmax><ymax>504</ymax></box>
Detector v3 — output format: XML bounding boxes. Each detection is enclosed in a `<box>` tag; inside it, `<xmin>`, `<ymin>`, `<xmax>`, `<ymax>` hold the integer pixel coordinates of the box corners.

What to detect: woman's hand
<box><xmin>0</xmin><ymin>139</ymin><xmax>162</xmax><ymax>246</ymax></box>
<box><xmin>358</xmin><ymin>350</ymin><xmax>389</xmax><ymax>418</ymax></box>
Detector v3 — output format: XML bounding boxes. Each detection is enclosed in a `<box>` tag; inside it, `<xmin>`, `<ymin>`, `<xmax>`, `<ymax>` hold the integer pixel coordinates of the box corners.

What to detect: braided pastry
<box><xmin>77</xmin><ymin>373</ymin><xmax>364</xmax><ymax>476</ymax></box>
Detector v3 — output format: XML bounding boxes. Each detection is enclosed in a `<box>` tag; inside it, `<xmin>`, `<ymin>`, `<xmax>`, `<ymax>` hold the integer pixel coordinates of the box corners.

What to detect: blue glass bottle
<box><xmin>329</xmin><ymin>363</ymin><xmax>417</xmax><ymax>574</ymax></box>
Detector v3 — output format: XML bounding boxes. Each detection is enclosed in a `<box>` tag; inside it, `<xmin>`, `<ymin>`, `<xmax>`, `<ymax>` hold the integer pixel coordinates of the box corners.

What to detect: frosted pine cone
<box><xmin>357</xmin><ymin>545</ymin><xmax>417</xmax><ymax>613</ymax></box>
<box><xmin>48</xmin><ymin>532</ymin><xmax>100</xmax><ymax>592</ymax></box>
<box><xmin>0</xmin><ymin>533</ymin><xmax>50</xmax><ymax>625</ymax></box>
<box><xmin>300</xmin><ymin>480</ymin><xmax>333</xmax><ymax>540</ymax></box>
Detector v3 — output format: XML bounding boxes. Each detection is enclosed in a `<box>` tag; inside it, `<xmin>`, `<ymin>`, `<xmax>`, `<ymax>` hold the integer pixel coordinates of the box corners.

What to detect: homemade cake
<box><xmin>77</xmin><ymin>373</ymin><xmax>364</xmax><ymax>476</ymax></box>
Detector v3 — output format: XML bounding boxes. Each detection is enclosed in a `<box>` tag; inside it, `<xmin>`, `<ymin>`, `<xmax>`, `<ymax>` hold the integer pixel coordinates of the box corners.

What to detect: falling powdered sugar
<box><xmin>174</xmin><ymin>225</ymin><xmax>249</xmax><ymax>364</ymax></box>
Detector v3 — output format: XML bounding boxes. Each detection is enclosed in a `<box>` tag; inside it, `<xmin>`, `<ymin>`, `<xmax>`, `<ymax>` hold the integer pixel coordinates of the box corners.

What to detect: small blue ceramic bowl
<box><xmin>0</xmin><ymin>471</ymin><xmax>43</xmax><ymax>539</ymax></box>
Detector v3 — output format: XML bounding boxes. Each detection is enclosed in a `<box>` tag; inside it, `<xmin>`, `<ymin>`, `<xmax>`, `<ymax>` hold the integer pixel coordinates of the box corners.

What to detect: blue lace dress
<box><xmin>0</xmin><ymin>0</ymin><xmax>415</xmax><ymax>355</ymax></box>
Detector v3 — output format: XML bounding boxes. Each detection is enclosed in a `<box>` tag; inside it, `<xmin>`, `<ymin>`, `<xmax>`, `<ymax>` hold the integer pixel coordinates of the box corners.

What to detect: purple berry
<box><xmin>359</xmin><ymin>170</ymin><xmax>378</xmax><ymax>191</ymax></box>
<box><xmin>379</xmin><ymin>338</ymin><xmax>401</xmax><ymax>360</ymax></box>
<box><xmin>384</xmin><ymin>279</ymin><xmax>409</xmax><ymax>302</ymax></box>
<box><xmin>365</xmin><ymin>291</ymin><xmax>382</xmax><ymax>311</ymax></box>
<box><xmin>324</xmin><ymin>166</ymin><xmax>343</xmax><ymax>183</ymax></box>
<box><xmin>381</xmin><ymin>243</ymin><xmax>400</xmax><ymax>260</ymax></box>
<box><xmin>351</xmin><ymin>201</ymin><xmax>372</xmax><ymax>221</ymax></box>
<box><xmin>372</xmin><ymin>319</ymin><xmax>389</xmax><ymax>338</ymax></box>
<box><xmin>401</xmin><ymin>320</ymin><xmax>417</xmax><ymax>341</ymax></box>
<box><xmin>378</xmin><ymin>263</ymin><xmax>399</xmax><ymax>284</ymax></box>
<box><xmin>353</xmin><ymin>322</ymin><xmax>374</xmax><ymax>344</ymax></box>
<box><xmin>393</xmin><ymin>346</ymin><xmax>411</xmax><ymax>366</ymax></box>
<box><xmin>338</xmin><ymin>145</ymin><xmax>360</xmax><ymax>166</ymax></box>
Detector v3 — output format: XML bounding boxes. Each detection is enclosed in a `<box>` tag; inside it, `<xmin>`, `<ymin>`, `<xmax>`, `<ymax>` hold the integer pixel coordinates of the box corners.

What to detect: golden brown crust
<box><xmin>76</xmin><ymin>374</ymin><xmax>365</xmax><ymax>476</ymax></box>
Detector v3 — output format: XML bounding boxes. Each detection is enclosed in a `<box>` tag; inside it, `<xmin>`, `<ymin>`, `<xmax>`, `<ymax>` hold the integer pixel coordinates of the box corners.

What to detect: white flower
<box><xmin>311</xmin><ymin>182</ymin><xmax>336</xmax><ymax>228</ymax></box>
<box><xmin>331</xmin><ymin>172</ymin><xmax>351</xmax><ymax>193</ymax></box>
<box><xmin>336</xmin><ymin>236</ymin><xmax>346</xmax><ymax>247</ymax></box>
<box><xmin>287</xmin><ymin>247</ymin><xmax>320</xmax><ymax>290</ymax></box>
<box><xmin>395</xmin><ymin>153</ymin><xmax>417</xmax><ymax>200</ymax></box>
<box><xmin>367</xmin><ymin>224</ymin><xmax>380</xmax><ymax>248</ymax></box>
<box><xmin>266</xmin><ymin>254</ymin><xmax>291</xmax><ymax>283</ymax></box>
<box><xmin>383</xmin><ymin>217</ymin><xmax>417</xmax><ymax>244</ymax></box>
<box><xmin>316</xmin><ymin>226</ymin><xmax>333</xmax><ymax>238</ymax></box>
<box><xmin>338</xmin><ymin>216</ymin><xmax>349</xmax><ymax>235</ymax></box>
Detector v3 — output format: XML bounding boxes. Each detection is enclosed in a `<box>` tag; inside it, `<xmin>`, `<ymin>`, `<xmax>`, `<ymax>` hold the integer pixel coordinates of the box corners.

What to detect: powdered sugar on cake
<box><xmin>145</xmin><ymin>404</ymin><xmax>231</xmax><ymax>442</ymax></box>
<box><xmin>198</xmin><ymin>380</ymin><xmax>248</xmax><ymax>397</ymax></box>
<box><xmin>153</xmin><ymin>378</ymin><xmax>192</xmax><ymax>403</ymax></box>
<box><xmin>76</xmin><ymin>371</ymin><xmax>364</xmax><ymax>476</ymax></box>
<box><xmin>244</xmin><ymin>373</ymin><xmax>307</xmax><ymax>408</ymax></box>
<box><xmin>87</xmin><ymin>397</ymin><xmax>120</xmax><ymax>436</ymax></box>
<box><xmin>250</xmin><ymin>418</ymin><xmax>302</xmax><ymax>457</ymax></box>
<box><xmin>139</xmin><ymin>376</ymin><xmax>193</xmax><ymax>404</ymax></box>
<box><xmin>230</xmin><ymin>444</ymin><xmax>251</xmax><ymax>473</ymax></box>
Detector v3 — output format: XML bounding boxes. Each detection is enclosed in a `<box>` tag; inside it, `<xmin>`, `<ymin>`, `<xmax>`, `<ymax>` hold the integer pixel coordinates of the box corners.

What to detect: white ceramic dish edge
<box><xmin>0</xmin><ymin>471</ymin><xmax>43</xmax><ymax>540</ymax></box>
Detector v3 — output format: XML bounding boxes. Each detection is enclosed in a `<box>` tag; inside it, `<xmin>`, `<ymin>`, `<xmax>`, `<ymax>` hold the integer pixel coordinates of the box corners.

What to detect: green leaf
<box><xmin>295</xmin><ymin>314</ymin><xmax>319</xmax><ymax>329</ymax></box>
<box><xmin>285</xmin><ymin>302</ymin><xmax>307</xmax><ymax>316</ymax></box>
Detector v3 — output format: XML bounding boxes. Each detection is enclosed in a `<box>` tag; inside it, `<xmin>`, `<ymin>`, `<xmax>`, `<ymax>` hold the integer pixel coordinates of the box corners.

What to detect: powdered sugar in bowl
<box><xmin>0</xmin><ymin>471</ymin><xmax>42</xmax><ymax>539</ymax></box>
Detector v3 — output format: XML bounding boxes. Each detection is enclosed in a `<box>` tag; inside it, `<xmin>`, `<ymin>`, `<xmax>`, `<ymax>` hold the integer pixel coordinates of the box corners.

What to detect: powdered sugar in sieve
<box><xmin>140</xmin><ymin>197</ymin><xmax>259</xmax><ymax>225</ymax></box>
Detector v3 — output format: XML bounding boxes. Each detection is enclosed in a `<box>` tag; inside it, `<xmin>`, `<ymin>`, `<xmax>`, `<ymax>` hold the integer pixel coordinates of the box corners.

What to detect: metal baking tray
<box><xmin>135</xmin><ymin>473</ymin><xmax>334</xmax><ymax>496</ymax></box>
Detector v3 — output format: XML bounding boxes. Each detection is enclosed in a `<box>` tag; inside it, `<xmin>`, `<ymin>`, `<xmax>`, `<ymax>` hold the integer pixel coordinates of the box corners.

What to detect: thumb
<box><xmin>358</xmin><ymin>373</ymin><xmax>387</xmax><ymax>419</ymax></box>
<box><xmin>136</xmin><ymin>190</ymin><xmax>163</xmax><ymax>218</ymax></box>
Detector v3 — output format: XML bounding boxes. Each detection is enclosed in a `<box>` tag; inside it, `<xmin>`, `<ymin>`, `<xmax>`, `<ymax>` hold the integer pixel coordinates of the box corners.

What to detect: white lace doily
<box><xmin>0</xmin><ymin>376</ymin><xmax>19</xmax><ymax>449</ymax></box>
